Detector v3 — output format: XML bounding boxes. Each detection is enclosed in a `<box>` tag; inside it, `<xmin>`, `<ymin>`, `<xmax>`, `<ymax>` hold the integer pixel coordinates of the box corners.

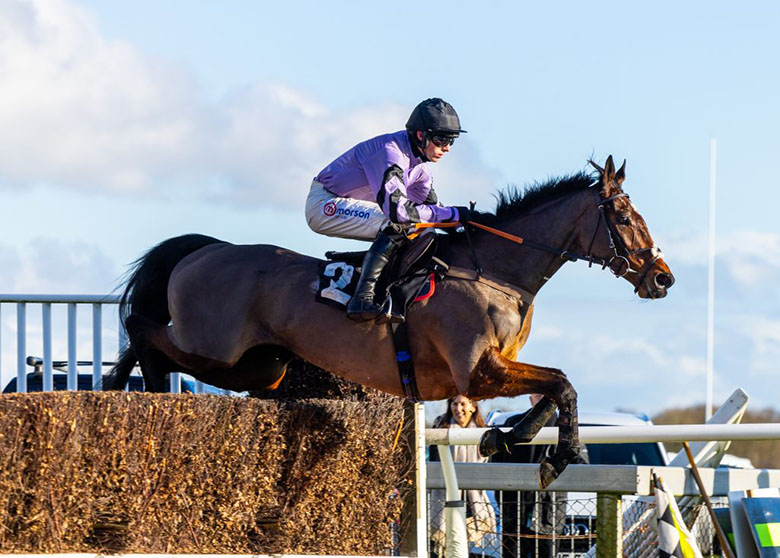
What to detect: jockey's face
<box><xmin>416</xmin><ymin>131</ymin><xmax>451</xmax><ymax>162</ymax></box>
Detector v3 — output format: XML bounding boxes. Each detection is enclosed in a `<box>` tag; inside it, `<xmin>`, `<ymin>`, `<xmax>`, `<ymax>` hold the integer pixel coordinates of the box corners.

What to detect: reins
<box><xmin>413</xmin><ymin>186</ymin><xmax>662</xmax><ymax>291</ymax></box>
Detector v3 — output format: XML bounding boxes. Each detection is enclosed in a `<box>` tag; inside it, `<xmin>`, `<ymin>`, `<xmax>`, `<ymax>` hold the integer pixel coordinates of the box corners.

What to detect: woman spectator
<box><xmin>429</xmin><ymin>395</ymin><xmax>497</xmax><ymax>556</ymax></box>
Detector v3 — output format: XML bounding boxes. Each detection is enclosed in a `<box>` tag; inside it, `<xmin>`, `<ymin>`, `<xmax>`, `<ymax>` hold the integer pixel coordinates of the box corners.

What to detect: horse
<box><xmin>105</xmin><ymin>155</ymin><xmax>674</xmax><ymax>488</ymax></box>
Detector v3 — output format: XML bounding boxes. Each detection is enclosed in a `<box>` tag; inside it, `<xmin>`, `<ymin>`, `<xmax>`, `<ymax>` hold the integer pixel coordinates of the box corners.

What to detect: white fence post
<box><xmin>415</xmin><ymin>402</ymin><xmax>428</xmax><ymax>558</ymax></box>
<box><xmin>67</xmin><ymin>303</ymin><xmax>77</xmax><ymax>390</ymax></box>
<box><xmin>42</xmin><ymin>303</ymin><xmax>53</xmax><ymax>391</ymax></box>
<box><xmin>92</xmin><ymin>303</ymin><xmax>102</xmax><ymax>390</ymax></box>
<box><xmin>439</xmin><ymin>444</ymin><xmax>468</xmax><ymax>558</ymax></box>
<box><xmin>16</xmin><ymin>302</ymin><xmax>26</xmax><ymax>392</ymax></box>
<box><xmin>170</xmin><ymin>372</ymin><xmax>181</xmax><ymax>393</ymax></box>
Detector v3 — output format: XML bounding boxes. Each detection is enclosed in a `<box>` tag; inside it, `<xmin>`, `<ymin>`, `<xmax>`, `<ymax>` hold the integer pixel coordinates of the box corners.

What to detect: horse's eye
<box><xmin>616</xmin><ymin>213</ymin><xmax>631</xmax><ymax>226</ymax></box>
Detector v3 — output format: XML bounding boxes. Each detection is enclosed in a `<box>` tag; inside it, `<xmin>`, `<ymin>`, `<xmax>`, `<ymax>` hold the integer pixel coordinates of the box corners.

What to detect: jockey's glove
<box><xmin>454</xmin><ymin>206</ymin><xmax>491</xmax><ymax>224</ymax></box>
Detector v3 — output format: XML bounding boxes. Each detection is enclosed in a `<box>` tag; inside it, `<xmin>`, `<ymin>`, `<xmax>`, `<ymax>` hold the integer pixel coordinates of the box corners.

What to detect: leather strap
<box><xmin>445</xmin><ymin>266</ymin><xmax>536</xmax><ymax>305</ymax></box>
<box><xmin>391</xmin><ymin>320</ymin><xmax>421</xmax><ymax>402</ymax></box>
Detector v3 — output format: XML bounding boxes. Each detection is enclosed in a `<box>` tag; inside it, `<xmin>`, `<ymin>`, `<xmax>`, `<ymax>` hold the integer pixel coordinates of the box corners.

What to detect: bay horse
<box><xmin>105</xmin><ymin>156</ymin><xmax>674</xmax><ymax>487</ymax></box>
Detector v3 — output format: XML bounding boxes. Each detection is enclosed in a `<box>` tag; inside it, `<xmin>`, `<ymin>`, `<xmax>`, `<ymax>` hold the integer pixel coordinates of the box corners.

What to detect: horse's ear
<box><xmin>615</xmin><ymin>159</ymin><xmax>626</xmax><ymax>186</ymax></box>
<box><xmin>604</xmin><ymin>155</ymin><xmax>615</xmax><ymax>181</ymax></box>
<box><xmin>599</xmin><ymin>155</ymin><xmax>617</xmax><ymax>196</ymax></box>
<box><xmin>589</xmin><ymin>159</ymin><xmax>604</xmax><ymax>175</ymax></box>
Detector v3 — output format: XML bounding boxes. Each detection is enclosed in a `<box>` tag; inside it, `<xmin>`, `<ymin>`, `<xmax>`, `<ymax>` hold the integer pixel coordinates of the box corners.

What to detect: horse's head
<box><xmin>587</xmin><ymin>155</ymin><xmax>675</xmax><ymax>299</ymax></box>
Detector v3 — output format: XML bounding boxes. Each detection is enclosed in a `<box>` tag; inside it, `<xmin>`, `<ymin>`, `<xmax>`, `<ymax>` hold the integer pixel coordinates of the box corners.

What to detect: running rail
<box><xmin>0</xmin><ymin>294</ymin><xmax>201</xmax><ymax>394</ymax></box>
<box><xmin>426</xmin><ymin>423</ymin><xmax>780</xmax><ymax>446</ymax></box>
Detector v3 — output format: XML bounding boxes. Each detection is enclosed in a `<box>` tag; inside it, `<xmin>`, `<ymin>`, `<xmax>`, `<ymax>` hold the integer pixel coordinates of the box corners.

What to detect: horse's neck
<box><xmin>459</xmin><ymin>190</ymin><xmax>594</xmax><ymax>294</ymax></box>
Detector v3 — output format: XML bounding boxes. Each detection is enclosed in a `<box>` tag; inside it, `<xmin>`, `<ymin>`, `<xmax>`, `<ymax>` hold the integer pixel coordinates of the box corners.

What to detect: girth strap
<box><xmin>391</xmin><ymin>320</ymin><xmax>421</xmax><ymax>402</ymax></box>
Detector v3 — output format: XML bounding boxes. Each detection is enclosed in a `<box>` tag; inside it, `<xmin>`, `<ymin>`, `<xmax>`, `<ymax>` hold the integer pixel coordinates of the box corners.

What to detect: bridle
<box><xmin>580</xmin><ymin>187</ymin><xmax>664</xmax><ymax>293</ymax></box>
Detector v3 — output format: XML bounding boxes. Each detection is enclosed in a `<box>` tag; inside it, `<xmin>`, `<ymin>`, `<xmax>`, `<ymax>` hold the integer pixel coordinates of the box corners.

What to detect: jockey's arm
<box><xmin>365</xmin><ymin>146</ymin><xmax>459</xmax><ymax>225</ymax></box>
<box><xmin>377</xmin><ymin>165</ymin><xmax>459</xmax><ymax>224</ymax></box>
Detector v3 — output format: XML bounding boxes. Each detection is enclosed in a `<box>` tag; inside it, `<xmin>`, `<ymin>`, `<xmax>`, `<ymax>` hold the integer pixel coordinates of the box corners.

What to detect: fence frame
<box><xmin>426</xmin><ymin>424</ymin><xmax>780</xmax><ymax>558</ymax></box>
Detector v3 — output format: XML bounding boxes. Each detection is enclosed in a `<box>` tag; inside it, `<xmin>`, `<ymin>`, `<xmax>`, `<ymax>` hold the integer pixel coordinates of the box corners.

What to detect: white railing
<box><xmin>426</xmin><ymin>423</ymin><xmax>780</xmax><ymax>558</ymax></box>
<box><xmin>427</xmin><ymin>422</ymin><xmax>780</xmax><ymax>446</ymax></box>
<box><xmin>0</xmin><ymin>294</ymin><xmax>204</xmax><ymax>393</ymax></box>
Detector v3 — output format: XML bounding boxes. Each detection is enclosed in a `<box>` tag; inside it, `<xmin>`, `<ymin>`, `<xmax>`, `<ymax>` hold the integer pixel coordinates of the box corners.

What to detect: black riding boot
<box><xmin>347</xmin><ymin>230</ymin><xmax>400</xmax><ymax>322</ymax></box>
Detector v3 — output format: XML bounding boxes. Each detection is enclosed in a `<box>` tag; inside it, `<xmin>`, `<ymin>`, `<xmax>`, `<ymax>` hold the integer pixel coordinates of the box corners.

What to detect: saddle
<box><xmin>316</xmin><ymin>232</ymin><xmax>449</xmax><ymax>319</ymax></box>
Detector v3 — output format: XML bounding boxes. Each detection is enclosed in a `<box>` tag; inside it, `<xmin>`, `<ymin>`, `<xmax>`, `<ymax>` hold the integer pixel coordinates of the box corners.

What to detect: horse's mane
<box><xmin>444</xmin><ymin>171</ymin><xmax>597</xmax><ymax>243</ymax></box>
<box><xmin>493</xmin><ymin>171</ymin><xmax>597</xmax><ymax>219</ymax></box>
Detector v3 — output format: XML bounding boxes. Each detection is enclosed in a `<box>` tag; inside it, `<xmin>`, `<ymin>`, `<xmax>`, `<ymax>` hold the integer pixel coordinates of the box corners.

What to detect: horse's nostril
<box><xmin>655</xmin><ymin>273</ymin><xmax>674</xmax><ymax>289</ymax></box>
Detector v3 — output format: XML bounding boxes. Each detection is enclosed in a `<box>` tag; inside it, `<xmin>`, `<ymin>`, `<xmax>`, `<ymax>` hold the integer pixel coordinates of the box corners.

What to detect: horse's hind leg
<box><xmin>125</xmin><ymin>314</ymin><xmax>175</xmax><ymax>392</ymax></box>
<box><xmin>468</xmin><ymin>347</ymin><xmax>580</xmax><ymax>490</ymax></box>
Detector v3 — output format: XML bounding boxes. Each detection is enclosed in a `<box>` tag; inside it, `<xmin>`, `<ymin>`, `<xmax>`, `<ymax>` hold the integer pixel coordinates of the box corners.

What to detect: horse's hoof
<box><xmin>538</xmin><ymin>460</ymin><xmax>559</xmax><ymax>490</ymax></box>
<box><xmin>478</xmin><ymin>427</ymin><xmax>508</xmax><ymax>458</ymax></box>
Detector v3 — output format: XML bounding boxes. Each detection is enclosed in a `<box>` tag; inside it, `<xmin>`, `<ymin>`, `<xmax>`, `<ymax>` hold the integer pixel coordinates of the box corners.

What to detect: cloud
<box><xmin>0</xmin><ymin>0</ymin><xmax>204</xmax><ymax>192</ymax></box>
<box><xmin>719</xmin><ymin>231</ymin><xmax>780</xmax><ymax>289</ymax></box>
<box><xmin>0</xmin><ymin>0</ymin><xmax>498</xmax><ymax>209</ymax></box>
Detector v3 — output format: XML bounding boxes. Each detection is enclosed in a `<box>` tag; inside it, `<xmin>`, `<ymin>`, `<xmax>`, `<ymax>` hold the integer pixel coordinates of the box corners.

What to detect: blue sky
<box><xmin>1</xmin><ymin>0</ymin><xmax>778</xmax><ymax>417</ymax></box>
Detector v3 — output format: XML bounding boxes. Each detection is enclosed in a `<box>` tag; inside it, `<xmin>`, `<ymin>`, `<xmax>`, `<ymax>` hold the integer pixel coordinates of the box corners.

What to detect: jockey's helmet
<box><xmin>406</xmin><ymin>98</ymin><xmax>467</xmax><ymax>138</ymax></box>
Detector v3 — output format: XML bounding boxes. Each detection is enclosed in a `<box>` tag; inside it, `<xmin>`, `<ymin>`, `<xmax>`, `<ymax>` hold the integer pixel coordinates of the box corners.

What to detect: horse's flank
<box><xmin>166</xmin><ymin>240</ymin><xmax>528</xmax><ymax>400</ymax></box>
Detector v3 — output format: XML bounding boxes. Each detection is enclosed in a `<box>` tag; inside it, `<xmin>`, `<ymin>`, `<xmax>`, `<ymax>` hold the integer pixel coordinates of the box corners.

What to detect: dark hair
<box><xmin>433</xmin><ymin>396</ymin><xmax>487</xmax><ymax>428</ymax></box>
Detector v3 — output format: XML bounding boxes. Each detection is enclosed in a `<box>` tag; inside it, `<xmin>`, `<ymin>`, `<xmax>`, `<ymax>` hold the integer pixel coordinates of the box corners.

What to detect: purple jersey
<box><xmin>315</xmin><ymin>130</ymin><xmax>459</xmax><ymax>224</ymax></box>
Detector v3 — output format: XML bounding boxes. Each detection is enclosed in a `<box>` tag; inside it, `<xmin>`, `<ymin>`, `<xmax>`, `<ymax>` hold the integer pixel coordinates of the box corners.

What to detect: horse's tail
<box><xmin>103</xmin><ymin>234</ymin><xmax>225</xmax><ymax>390</ymax></box>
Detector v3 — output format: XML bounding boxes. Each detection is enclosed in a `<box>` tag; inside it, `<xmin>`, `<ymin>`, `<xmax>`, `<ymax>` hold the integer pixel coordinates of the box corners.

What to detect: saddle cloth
<box><xmin>315</xmin><ymin>232</ymin><xmax>444</xmax><ymax>316</ymax></box>
<box><xmin>315</xmin><ymin>261</ymin><xmax>435</xmax><ymax>311</ymax></box>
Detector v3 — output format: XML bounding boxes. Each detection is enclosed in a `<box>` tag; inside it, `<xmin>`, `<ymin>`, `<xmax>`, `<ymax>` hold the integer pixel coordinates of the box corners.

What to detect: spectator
<box><xmin>429</xmin><ymin>395</ymin><xmax>497</xmax><ymax>557</ymax></box>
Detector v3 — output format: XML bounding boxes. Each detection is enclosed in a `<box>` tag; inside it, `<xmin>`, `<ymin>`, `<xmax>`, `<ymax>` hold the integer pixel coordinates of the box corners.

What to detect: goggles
<box><xmin>430</xmin><ymin>134</ymin><xmax>457</xmax><ymax>148</ymax></box>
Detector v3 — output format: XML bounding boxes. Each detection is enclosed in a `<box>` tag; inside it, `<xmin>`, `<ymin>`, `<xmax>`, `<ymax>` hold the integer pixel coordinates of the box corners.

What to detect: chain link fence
<box><xmin>427</xmin><ymin>490</ymin><xmax>728</xmax><ymax>558</ymax></box>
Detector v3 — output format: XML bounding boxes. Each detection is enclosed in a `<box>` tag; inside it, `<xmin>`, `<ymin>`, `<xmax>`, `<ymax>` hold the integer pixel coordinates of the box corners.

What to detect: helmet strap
<box><xmin>408</xmin><ymin>130</ymin><xmax>429</xmax><ymax>162</ymax></box>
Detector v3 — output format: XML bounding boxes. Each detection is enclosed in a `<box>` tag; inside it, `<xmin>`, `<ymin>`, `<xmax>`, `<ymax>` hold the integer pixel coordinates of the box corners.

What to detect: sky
<box><xmin>1</xmin><ymin>0</ymin><xmax>779</xmax><ymax>419</ymax></box>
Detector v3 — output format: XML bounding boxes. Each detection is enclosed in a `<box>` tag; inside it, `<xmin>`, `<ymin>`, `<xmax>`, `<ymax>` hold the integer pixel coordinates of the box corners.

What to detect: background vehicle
<box><xmin>2</xmin><ymin>356</ymin><xmax>230</xmax><ymax>395</ymax></box>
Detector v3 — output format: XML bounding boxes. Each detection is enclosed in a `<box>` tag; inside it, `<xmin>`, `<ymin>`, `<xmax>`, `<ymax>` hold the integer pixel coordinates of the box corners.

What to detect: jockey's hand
<box><xmin>454</xmin><ymin>206</ymin><xmax>490</xmax><ymax>223</ymax></box>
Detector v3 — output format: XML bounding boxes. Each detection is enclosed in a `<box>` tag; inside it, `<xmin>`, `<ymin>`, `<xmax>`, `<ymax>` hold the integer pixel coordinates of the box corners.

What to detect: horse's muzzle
<box><xmin>646</xmin><ymin>270</ymin><xmax>675</xmax><ymax>299</ymax></box>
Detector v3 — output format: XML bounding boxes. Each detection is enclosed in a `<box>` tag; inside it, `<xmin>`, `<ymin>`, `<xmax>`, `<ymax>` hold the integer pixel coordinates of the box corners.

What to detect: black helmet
<box><xmin>405</xmin><ymin>98</ymin><xmax>467</xmax><ymax>137</ymax></box>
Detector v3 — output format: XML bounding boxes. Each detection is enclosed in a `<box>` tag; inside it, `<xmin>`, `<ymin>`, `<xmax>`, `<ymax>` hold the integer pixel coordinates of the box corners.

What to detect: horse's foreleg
<box><xmin>468</xmin><ymin>348</ymin><xmax>580</xmax><ymax>490</ymax></box>
<box><xmin>478</xmin><ymin>396</ymin><xmax>557</xmax><ymax>455</ymax></box>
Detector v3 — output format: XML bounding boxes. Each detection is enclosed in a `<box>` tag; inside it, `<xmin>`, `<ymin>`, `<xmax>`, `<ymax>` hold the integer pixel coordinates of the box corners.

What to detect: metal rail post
<box><xmin>92</xmin><ymin>304</ymin><xmax>101</xmax><ymax>389</ymax></box>
<box><xmin>67</xmin><ymin>303</ymin><xmax>77</xmax><ymax>390</ymax></box>
<box><xmin>16</xmin><ymin>303</ymin><xmax>26</xmax><ymax>392</ymax></box>
<box><xmin>42</xmin><ymin>303</ymin><xmax>53</xmax><ymax>391</ymax></box>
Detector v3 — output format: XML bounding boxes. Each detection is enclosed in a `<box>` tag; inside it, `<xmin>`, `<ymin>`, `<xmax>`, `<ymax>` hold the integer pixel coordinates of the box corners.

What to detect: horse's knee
<box><xmin>550</xmin><ymin>374</ymin><xmax>576</xmax><ymax>409</ymax></box>
<box><xmin>562</xmin><ymin>385</ymin><xmax>577</xmax><ymax>411</ymax></box>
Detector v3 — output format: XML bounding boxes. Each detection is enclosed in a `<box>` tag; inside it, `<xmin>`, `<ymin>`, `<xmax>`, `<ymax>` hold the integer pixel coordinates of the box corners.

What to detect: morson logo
<box><xmin>323</xmin><ymin>202</ymin><xmax>370</xmax><ymax>220</ymax></box>
<box><xmin>323</xmin><ymin>201</ymin><xmax>337</xmax><ymax>216</ymax></box>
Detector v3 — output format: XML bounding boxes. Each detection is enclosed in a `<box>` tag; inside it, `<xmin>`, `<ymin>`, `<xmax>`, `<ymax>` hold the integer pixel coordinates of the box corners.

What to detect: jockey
<box><xmin>306</xmin><ymin>97</ymin><xmax>468</xmax><ymax>324</ymax></box>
